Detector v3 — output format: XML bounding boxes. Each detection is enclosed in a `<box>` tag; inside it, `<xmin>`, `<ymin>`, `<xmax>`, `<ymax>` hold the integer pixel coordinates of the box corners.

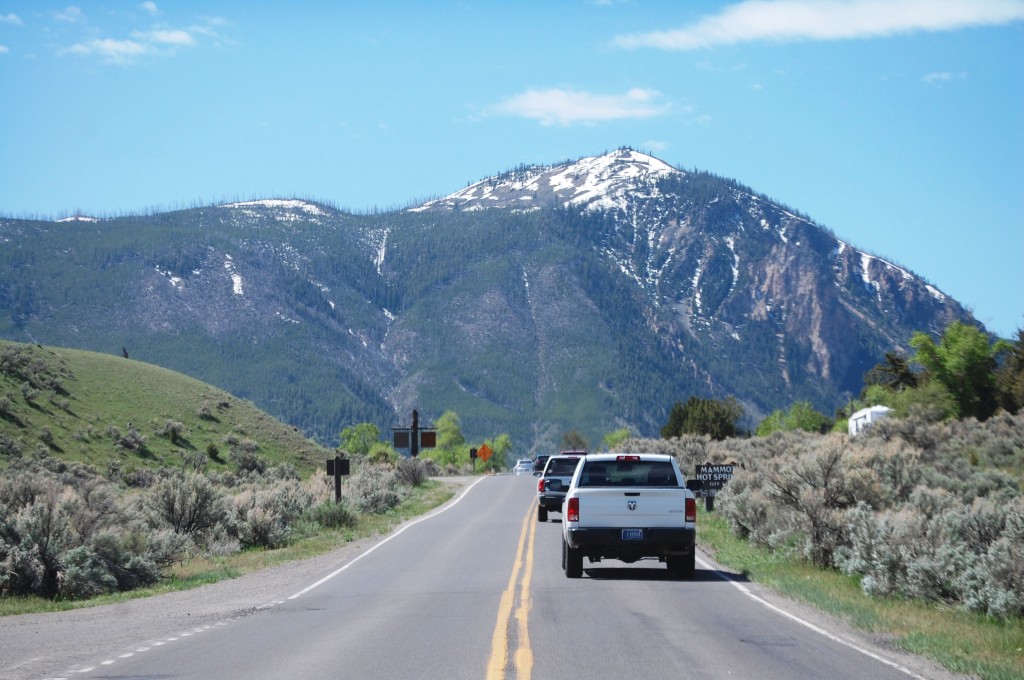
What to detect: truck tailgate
<box><xmin>574</xmin><ymin>488</ymin><xmax>691</xmax><ymax>528</ymax></box>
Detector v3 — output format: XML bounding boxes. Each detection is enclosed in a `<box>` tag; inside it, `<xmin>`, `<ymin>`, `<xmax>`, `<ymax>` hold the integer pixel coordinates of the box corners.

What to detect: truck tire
<box><xmin>564</xmin><ymin>539</ymin><xmax>583</xmax><ymax>578</ymax></box>
<box><xmin>668</xmin><ymin>551</ymin><xmax>695</xmax><ymax>579</ymax></box>
<box><xmin>537</xmin><ymin>506</ymin><xmax>548</xmax><ymax>523</ymax></box>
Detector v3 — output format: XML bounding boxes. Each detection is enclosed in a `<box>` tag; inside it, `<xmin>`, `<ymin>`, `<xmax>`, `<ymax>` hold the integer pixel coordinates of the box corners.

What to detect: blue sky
<box><xmin>1</xmin><ymin>1</ymin><xmax>1022</xmax><ymax>338</ymax></box>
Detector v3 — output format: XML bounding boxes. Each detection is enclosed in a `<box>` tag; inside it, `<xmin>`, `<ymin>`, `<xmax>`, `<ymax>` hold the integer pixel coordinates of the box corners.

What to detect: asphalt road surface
<box><xmin>1</xmin><ymin>474</ymin><xmax>965</xmax><ymax>680</ymax></box>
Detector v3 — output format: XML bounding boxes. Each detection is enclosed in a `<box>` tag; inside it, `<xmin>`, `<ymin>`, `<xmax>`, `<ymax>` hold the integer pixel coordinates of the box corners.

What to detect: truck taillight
<box><xmin>567</xmin><ymin>497</ymin><xmax>579</xmax><ymax>522</ymax></box>
<box><xmin>685</xmin><ymin>497</ymin><xmax>697</xmax><ymax>523</ymax></box>
<box><xmin>537</xmin><ymin>478</ymin><xmax>545</xmax><ymax>493</ymax></box>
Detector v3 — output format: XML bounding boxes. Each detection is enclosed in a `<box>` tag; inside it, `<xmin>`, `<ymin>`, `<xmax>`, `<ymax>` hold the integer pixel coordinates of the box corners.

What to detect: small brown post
<box><xmin>326</xmin><ymin>456</ymin><xmax>350</xmax><ymax>503</ymax></box>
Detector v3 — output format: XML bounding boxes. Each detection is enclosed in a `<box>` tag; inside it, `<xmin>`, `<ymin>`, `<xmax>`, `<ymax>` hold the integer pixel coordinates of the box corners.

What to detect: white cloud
<box><xmin>923</xmin><ymin>70</ymin><xmax>969</xmax><ymax>84</ymax></box>
<box><xmin>54</xmin><ymin>6</ymin><xmax>85</xmax><ymax>24</ymax></box>
<box><xmin>64</xmin><ymin>38</ymin><xmax>149</xmax><ymax>64</ymax></box>
<box><xmin>494</xmin><ymin>88</ymin><xmax>670</xmax><ymax>126</ymax></box>
<box><xmin>134</xmin><ymin>28</ymin><xmax>196</xmax><ymax>46</ymax></box>
<box><xmin>140</xmin><ymin>2</ymin><xmax>159</xmax><ymax>16</ymax></box>
<box><xmin>61</xmin><ymin>18</ymin><xmax>222</xmax><ymax>64</ymax></box>
<box><xmin>63</xmin><ymin>29</ymin><xmax>198</xmax><ymax>63</ymax></box>
<box><xmin>0</xmin><ymin>45</ymin><xmax>9</xmax><ymax>54</ymax></box>
<box><xmin>0</xmin><ymin>13</ymin><xmax>23</xmax><ymax>25</ymax></box>
<box><xmin>613</xmin><ymin>0</ymin><xmax>1024</xmax><ymax>50</ymax></box>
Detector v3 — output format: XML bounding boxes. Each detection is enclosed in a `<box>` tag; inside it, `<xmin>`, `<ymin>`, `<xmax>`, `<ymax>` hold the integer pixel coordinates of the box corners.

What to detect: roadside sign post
<box><xmin>693</xmin><ymin>463</ymin><xmax>736</xmax><ymax>512</ymax></box>
<box><xmin>326</xmin><ymin>455</ymin><xmax>351</xmax><ymax>503</ymax></box>
<box><xmin>476</xmin><ymin>443</ymin><xmax>493</xmax><ymax>469</ymax></box>
<box><xmin>470</xmin><ymin>447</ymin><xmax>477</xmax><ymax>471</ymax></box>
<box><xmin>392</xmin><ymin>409</ymin><xmax>437</xmax><ymax>458</ymax></box>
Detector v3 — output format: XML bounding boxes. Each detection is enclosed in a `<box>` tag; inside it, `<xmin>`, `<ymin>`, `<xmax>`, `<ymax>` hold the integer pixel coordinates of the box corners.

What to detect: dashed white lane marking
<box><xmin>697</xmin><ymin>555</ymin><xmax>928</xmax><ymax>680</ymax></box>
<box><xmin>55</xmin><ymin>616</ymin><xmax>223</xmax><ymax>677</ymax></box>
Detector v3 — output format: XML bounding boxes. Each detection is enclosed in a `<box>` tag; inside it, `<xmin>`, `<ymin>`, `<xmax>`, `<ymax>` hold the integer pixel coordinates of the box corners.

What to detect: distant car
<box><xmin>514</xmin><ymin>459</ymin><xmax>533</xmax><ymax>475</ymax></box>
<box><xmin>533</xmin><ymin>454</ymin><xmax>551</xmax><ymax>474</ymax></box>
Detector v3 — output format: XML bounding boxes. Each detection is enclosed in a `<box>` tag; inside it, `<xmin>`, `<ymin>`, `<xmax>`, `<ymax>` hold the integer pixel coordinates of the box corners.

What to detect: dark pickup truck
<box><xmin>536</xmin><ymin>452</ymin><xmax>586</xmax><ymax>522</ymax></box>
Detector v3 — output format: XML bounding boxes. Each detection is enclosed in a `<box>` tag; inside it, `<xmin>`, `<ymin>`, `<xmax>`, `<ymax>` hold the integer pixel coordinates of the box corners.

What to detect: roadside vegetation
<box><xmin>0</xmin><ymin>340</ymin><xmax>493</xmax><ymax>611</ymax></box>
<box><xmin>4</xmin><ymin>322</ymin><xmax>1022</xmax><ymax>676</ymax></box>
<box><xmin>639</xmin><ymin>322</ymin><xmax>1023</xmax><ymax>679</ymax></box>
<box><xmin>0</xmin><ymin>437</ymin><xmax>446</xmax><ymax>605</ymax></box>
<box><xmin>698</xmin><ymin>509</ymin><xmax>1023</xmax><ymax>680</ymax></box>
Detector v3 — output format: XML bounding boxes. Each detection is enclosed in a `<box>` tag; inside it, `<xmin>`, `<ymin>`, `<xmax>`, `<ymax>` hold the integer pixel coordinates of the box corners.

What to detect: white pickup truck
<box><xmin>561</xmin><ymin>453</ymin><xmax>697</xmax><ymax>579</ymax></box>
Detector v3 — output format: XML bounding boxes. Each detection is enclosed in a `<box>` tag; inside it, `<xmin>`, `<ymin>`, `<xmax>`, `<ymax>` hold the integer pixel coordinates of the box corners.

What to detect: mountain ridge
<box><xmin>0</xmin><ymin>149</ymin><xmax>976</xmax><ymax>452</ymax></box>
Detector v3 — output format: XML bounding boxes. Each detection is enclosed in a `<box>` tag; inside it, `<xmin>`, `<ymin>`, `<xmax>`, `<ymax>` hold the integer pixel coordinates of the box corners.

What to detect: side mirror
<box><xmin>533</xmin><ymin>471</ymin><xmax>542</xmax><ymax>477</ymax></box>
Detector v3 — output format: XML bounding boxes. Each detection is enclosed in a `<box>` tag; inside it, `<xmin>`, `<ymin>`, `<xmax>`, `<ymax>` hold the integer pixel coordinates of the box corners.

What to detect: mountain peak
<box><xmin>411</xmin><ymin>147</ymin><xmax>682</xmax><ymax>214</ymax></box>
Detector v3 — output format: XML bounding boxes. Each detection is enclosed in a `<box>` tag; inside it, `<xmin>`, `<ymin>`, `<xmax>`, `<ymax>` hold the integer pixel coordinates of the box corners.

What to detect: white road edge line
<box><xmin>288</xmin><ymin>476</ymin><xmax>489</xmax><ymax>600</ymax></box>
<box><xmin>696</xmin><ymin>555</ymin><xmax>928</xmax><ymax>680</ymax></box>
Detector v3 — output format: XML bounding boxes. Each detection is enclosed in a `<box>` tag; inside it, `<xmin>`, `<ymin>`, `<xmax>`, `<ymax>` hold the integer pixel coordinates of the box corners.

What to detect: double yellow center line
<box><xmin>486</xmin><ymin>499</ymin><xmax>537</xmax><ymax>680</ymax></box>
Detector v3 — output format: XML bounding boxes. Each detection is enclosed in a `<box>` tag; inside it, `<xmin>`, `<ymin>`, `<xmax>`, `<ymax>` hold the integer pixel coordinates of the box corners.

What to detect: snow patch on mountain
<box><xmin>224</xmin><ymin>254</ymin><xmax>244</xmax><ymax>296</ymax></box>
<box><xmin>222</xmin><ymin>199</ymin><xmax>325</xmax><ymax>214</ymax></box>
<box><xmin>850</xmin><ymin>244</ymin><xmax>947</xmax><ymax>303</ymax></box>
<box><xmin>411</xmin><ymin>148</ymin><xmax>680</xmax><ymax>214</ymax></box>
<box><xmin>220</xmin><ymin>199</ymin><xmax>327</xmax><ymax>224</ymax></box>
<box><xmin>725</xmin><ymin>236</ymin><xmax>740</xmax><ymax>296</ymax></box>
<box><xmin>155</xmin><ymin>267</ymin><xmax>184</xmax><ymax>290</ymax></box>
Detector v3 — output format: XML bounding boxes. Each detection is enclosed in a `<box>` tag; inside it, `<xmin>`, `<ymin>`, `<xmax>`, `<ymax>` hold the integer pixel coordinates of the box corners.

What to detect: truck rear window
<box><xmin>546</xmin><ymin>458</ymin><xmax>581</xmax><ymax>475</ymax></box>
<box><xmin>578</xmin><ymin>460</ymin><xmax>678</xmax><ymax>487</ymax></box>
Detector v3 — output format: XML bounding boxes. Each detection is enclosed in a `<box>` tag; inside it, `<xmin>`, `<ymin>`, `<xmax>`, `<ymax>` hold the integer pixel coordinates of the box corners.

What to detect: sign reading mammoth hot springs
<box><xmin>693</xmin><ymin>463</ymin><xmax>736</xmax><ymax>496</ymax></box>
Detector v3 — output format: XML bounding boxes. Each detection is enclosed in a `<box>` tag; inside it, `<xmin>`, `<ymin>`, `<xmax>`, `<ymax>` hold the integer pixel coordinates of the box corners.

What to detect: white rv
<box><xmin>848</xmin><ymin>405</ymin><xmax>893</xmax><ymax>436</ymax></box>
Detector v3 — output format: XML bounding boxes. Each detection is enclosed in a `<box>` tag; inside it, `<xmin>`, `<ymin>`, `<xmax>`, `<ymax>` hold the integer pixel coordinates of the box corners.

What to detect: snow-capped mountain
<box><xmin>0</xmin><ymin>149</ymin><xmax>977</xmax><ymax>450</ymax></box>
<box><xmin>416</xmin><ymin>149</ymin><xmax>957</xmax><ymax>379</ymax></box>
<box><xmin>413</xmin><ymin>148</ymin><xmax>678</xmax><ymax>213</ymax></box>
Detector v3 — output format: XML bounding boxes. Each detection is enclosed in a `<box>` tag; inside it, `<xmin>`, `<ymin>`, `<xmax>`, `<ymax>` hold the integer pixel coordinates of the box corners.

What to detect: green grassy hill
<box><xmin>0</xmin><ymin>339</ymin><xmax>330</xmax><ymax>475</ymax></box>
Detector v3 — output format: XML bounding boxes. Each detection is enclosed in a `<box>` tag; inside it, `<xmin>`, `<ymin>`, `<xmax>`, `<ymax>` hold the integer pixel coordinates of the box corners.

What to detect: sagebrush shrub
<box><xmin>308</xmin><ymin>499</ymin><xmax>358</xmax><ymax>529</ymax></box>
<box><xmin>396</xmin><ymin>457</ymin><xmax>428</xmax><ymax>486</ymax></box>
<box><xmin>143</xmin><ymin>473</ymin><xmax>227</xmax><ymax>537</ymax></box>
<box><xmin>232</xmin><ymin>494</ymin><xmax>286</xmax><ymax>549</ymax></box>
<box><xmin>717</xmin><ymin>414</ymin><xmax>1024</xmax><ymax>619</ymax></box>
<box><xmin>229</xmin><ymin>480</ymin><xmax>315</xmax><ymax>549</ymax></box>
<box><xmin>229</xmin><ymin>449</ymin><xmax>267</xmax><ymax>475</ymax></box>
<box><xmin>1</xmin><ymin>482</ymin><xmax>75</xmax><ymax>596</ymax></box>
<box><xmin>0</xmin><ymin>433</ymin><xmax>23</xmax><ymax>458</ymax></box>
<box><xmin>347</xmin><ymin>464</ymin><xmax>402</xmax><ymax>514</ymax></box>
<box><xmin>58</xmin><ymin>545</ymin><xmax>118</xmax><ymax>599</ymax></box>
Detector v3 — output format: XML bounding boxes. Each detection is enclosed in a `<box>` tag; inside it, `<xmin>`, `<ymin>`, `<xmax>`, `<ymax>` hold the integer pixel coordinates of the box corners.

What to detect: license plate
<box><xmin>622</xmin><ymin>528</ymin><xmax>643</xmax><ymax>541</ymax></box>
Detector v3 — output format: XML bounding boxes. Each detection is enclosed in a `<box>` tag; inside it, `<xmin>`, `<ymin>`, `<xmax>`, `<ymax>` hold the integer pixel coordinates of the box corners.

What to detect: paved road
<box><xmin>2</xmin><ymin>474</ymin><xmax>963</xmax><ymax>680</ymax></box>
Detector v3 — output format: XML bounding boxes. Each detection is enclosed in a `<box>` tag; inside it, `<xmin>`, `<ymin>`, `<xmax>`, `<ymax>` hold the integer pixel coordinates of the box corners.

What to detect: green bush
<box><xmin>308</xmin><ymin>499</ymin><xmax>358</xmax><ymax>529</ymax></box>
<box><xmin>59</xmin><ymin>545</ymin><xmax>118</xmax><ymax>599</ymax></box>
